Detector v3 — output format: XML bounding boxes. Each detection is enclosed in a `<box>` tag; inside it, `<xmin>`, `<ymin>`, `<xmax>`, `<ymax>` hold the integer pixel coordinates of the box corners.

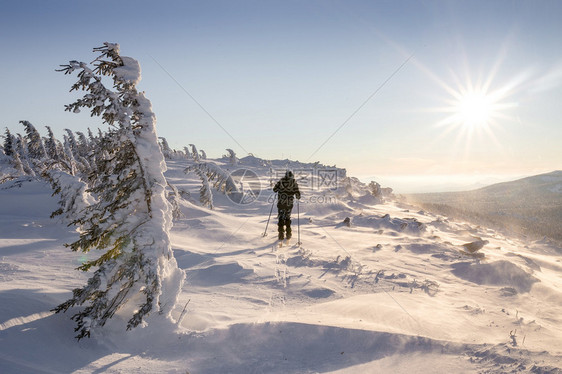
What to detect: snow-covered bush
<box><xmin>51</xmin><ymin>43</ymin><xmax>185</xmax><ymax>340</ymax></box>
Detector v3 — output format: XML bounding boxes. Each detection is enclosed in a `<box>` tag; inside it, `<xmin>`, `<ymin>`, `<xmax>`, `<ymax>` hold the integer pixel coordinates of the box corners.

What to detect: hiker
<box><xmin>273</xmin><ymin>171</ymin><xmax>301</xmax><ymax>240</ymax></box>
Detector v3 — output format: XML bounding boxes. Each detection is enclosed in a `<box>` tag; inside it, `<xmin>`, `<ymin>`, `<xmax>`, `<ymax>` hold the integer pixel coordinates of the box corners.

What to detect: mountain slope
<box><xmin>405</xmin><ymin>171</ymin><xmax>562</xmax><ymax>244</ymax></box>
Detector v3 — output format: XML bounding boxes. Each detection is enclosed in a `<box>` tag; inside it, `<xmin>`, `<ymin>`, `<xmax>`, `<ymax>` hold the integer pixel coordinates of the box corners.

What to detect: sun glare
<box><xmin>419</xmin><ymin>59</ymin><xmax>524</xmax><ymax>171</ymax></box>
<box><xmin>429</xmin><ymin>70</ymin><xmax>519</xmax><ymax>149</ymax></box>
<box><xmin>455</xmin><ymin>91</ymin><xmax>493</xmax><ymax>129</ymax></box>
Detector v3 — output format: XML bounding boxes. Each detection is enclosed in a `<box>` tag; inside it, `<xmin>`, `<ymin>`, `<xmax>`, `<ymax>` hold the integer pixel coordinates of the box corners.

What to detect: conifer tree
<box><xmin>52</xmin><ymin>43</ymin><xmax>185</xmax><ymax>339</ymax></box>
<box><xmin>193</xmin><ymin>168</ymin><xmax>214</xmax><ymax>209</ymax></box>
<box><xmin>3</xmin><ymin>128</ymin><xmax>14</xmax><ymax>157</ymax></box>
<box><xmin>62</xmin><ymin>134</ymin><xmax>79</xmax><ymax>175</ymax></box>
<box><xmin>20</xmin><ymin>121</ymin><xmax>47</xmax><ymax>162</ymax></box>
<box><xmin>158</xmin><ymin>137</ymin><xmax>173</xmax><ymax>159</ymax></box>
<box><xmin>189</xmin><ymin>144</ymin><xmax>200</xmax><ymax>162</ymax></box>
<box><xmin>87</xmin><ymin>128</ymin><xmax>96</xmax><ymax>143</ymax></box>
<box><xmin>64</xmin><ymin>129</ymin><xmax>79</xmax><ymax>157</ymax></box>
<box><xmin>44</xmin><ymin>126</ymin><xmax>61</xmax><ymax>162</ymax></box>
<box><xmin>183</xmin><ymin>146</ymin><xmax>192</xmax><ymax>161</ymax></box>
<box><xmin>14</xmin><ymin>134</ymin><xmax>35</xmax><ymax>176</ymax></box>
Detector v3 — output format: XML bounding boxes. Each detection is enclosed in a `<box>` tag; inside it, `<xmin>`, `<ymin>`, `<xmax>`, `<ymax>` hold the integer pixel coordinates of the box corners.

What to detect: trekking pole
<box><xmin>262</xmin><ymin>193</ymin><xmax>276</xmax><ymax>237</ymax></box>
<box><xmin>297</xmin><ymin>198</ymin><xmax>302</xmax><ymax>246</ymax></box>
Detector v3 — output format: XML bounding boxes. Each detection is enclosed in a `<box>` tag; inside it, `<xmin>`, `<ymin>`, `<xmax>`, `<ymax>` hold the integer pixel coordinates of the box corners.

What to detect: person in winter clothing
<box><xmin>273</xmin><ymin>171</ymin><xmax>301</xmax><ymax>240</ymax></box>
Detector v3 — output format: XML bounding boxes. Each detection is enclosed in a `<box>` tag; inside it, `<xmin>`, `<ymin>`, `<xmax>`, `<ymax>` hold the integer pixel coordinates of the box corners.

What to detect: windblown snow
<box><xmin>1</xmin><ymin>158</ymin><xmax>562</xmax><ymax>373</ymax></box>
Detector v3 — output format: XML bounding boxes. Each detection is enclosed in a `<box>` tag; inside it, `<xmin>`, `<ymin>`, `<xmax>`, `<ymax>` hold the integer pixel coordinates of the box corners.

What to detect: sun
<box><xmin>441</xmin><ymin>83</ymin><xmax>505</xmax><ymax>135</ymax></box>
<box><xmin>432</xmin><ymin>76</ymin><xmax>516</xmax><ymax>142</ymax></box>
<box><xmin>421</xmin><ymin>64</ymin><xmax>523</xmax><ymax>169</ymax></box>
<box><xmin>455</xmin><ymin>90</ymin><xmax>493</xmax><ymax>130</ymax></box>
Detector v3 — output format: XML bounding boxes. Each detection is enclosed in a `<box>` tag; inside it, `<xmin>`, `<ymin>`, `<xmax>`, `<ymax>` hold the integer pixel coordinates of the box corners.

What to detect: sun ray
<box><xmin>422</xmin><ymin>68</ymin><xmax>525</xmax><ymax>175</ymax></box>
<box><xmin>411</xmin><ymin>42</ymin><xmax>528</xmax><ymax>173</ymax></box>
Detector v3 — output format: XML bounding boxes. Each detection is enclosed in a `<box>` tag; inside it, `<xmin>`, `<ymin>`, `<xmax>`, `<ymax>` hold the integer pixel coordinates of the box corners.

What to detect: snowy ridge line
<box><xmin>0</xmin><ymin>310</ymin><xmax>54</xmax><ymax>332</ymax></box>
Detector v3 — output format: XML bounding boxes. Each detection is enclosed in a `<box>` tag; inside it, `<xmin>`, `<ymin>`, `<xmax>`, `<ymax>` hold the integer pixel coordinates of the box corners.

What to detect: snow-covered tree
<box><xmin>64</xmin><ymin>129</ymin><xmax>79</xmax><ymax>157</ymax></box>
<box><xmin>3</xmin><ymin>128</ymin><xmax>14</xmax><ymax>157</ymax></box>
<box><xmin>0</xmin><ymin>152</ymin><xmax>25</xmax><ymax>184</ymax></box>
<box><xmin>0</xmin><ymin>128</ymin><xmax>24</xmax><ymax>183</ymax></box>
<box><xmin>14</xmin><ymin>134</ymin><xmax>35</xmax><ymax>176</ymax></box>
<box><xmin>224</xmin><ymin>148</ymin><xmax>238</xmax><ymax>165</ymax></box>
<box><xmin>44</xmin><ymin>170</ymin><xmax>94</xmax><ymax>221</ymax></box>
<box><xmin>158</xmin><ymin>137</ymin><xmax>173</xmax><ymax>159</ymax></box>
<box><xmin>52</xmin><ymin>43</ymin><xmax>185</xmax><ymax>340</ymax></box>
<box><xmin>87</xmin><ymin>128</ymin><xmax>96</xmax><ymax>143</ymax></box>
<box><xmin>20</xmin><ymin>121</ymin><xmax>47</xmax><ymax>162</ymax></box>
<box><xmin>192</xmin><ymin>168</ymin><xmax>214</xmax><ymax>209</ymax></box>
<box><xmin>199</xmin><ymin>149</ymin><xmax>207</xmax><ymax>160</ymax></box>
<box><xmin>75</xmin><ymin>132</ymin><xmax>89</xmax><ymax>157</ymax></box>
<box><xmin>44</xmin><ymin>126</ymin><xmax>61</xmax><ymax>162</ymax></box>
<box><xmin>186</xmin><ymin>162</ymin><xmax>239</xmax><ymax>195</ymax></box>
<box><xmin>189</xmin><ymin>144</ymin><xmax>200</xmax><ymax>162</ymax></box>
<box><xmin>166</xmin><ymin>182</ymin><xmax>186</xmax><ymax>219</ymax></box>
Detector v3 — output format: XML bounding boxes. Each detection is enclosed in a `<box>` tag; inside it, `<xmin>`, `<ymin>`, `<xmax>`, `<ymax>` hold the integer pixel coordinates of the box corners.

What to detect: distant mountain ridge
<box><xmin>405</xmin><ymin>171</ymin><xmax>562</xmax><ymax>244</ymax></box>
<box><xmin>476</xmin><ymin>170</ymin><xmax>562</xmax><ymax>195</ymax></box>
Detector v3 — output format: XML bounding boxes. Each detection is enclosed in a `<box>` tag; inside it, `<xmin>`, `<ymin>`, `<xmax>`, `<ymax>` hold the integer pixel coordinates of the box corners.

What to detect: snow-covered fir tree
<box><xmin>61</xmin><ymin>134</ymin><xmax>79</xmax><ymax>176</ymax></box>
<box><xmin>13</xmin><ymin>134</ymin><xmax>36</xmax><ymax>176</ymax></box>
<box><xmin>192</xmin><ymin>168</ymin><xmax>214</xmax><ymax>209</ymax></box>
<box><xmin>52</xmin><ymin>43</ymin><xmax>185</xmax><ymax>340</ymax></box>
<box><xmin>44</xmin><ymin>126</ymin><xmax>61</xmax><ymax>162</ymax></box>
<box><xmin>158</xmin><ymin>137</ymin><xmax>172</xmax><ymax>159</ymax></box>
<box><xmin>20</xmin><ymin>121</ymin><xmax>47</xmax><ymax>174</ymax></box>
<box><xmin>186</xmin><ymin>162</ymin><xmax>239</xmax><ymax>195</ymax></box>
<box><xmin>3</xmin><ymin>128</ymin><xmax>14</xmax><ymax>157</ymax></box>
<box><xmin>44</xmin><ymin>169</ymin><xmax>94</xmax><ymax>221</ymax></box>
<box><xmin>189</xmin><ymin>144</ymin><xmax>200</xmax><ymax>162</ymax></box>
<box><xmin>64</xmin><ymin>129</ymin><xmax>79</xmax><ymax>158</ymax></box>
<box><xmin>165</xmin><ymin>181</ymin><xmax>186</xmax><ymax>219</ymax></box>
<box><xmin>225</xmin><ymin>148</ymin><xmax>238</xmax><ymax>165</ymax></box>
<box><xmin>183</xmin><ymin>146</ymin><xmax>192</xmax><ymax>161</ymax></box>
<box><xmin>75</xmin><ymin>132</ymin><xmax>90</xmax><ymax>157</ymax></box>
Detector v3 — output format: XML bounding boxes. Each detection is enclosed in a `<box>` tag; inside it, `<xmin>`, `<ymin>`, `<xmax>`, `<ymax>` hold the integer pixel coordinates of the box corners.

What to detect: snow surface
<box><xmin>1</xmin><ymin>159</ymin><xmax>562</xmax><ymax>373</ymax></box>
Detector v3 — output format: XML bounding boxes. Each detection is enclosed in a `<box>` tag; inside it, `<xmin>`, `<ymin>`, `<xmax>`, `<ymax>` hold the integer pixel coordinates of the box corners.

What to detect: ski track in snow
<box><xmin>1</xmin><ymin>159</ymin><xmax>562</xmax><ymax>373</ymax></box>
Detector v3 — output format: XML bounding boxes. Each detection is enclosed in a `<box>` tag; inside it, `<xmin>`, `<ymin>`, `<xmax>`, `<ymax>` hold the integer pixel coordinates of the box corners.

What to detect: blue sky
<box><xmin>1</xmin><ymin>0</ymin><xmax>561</xmax><ymax>192</ymax></box>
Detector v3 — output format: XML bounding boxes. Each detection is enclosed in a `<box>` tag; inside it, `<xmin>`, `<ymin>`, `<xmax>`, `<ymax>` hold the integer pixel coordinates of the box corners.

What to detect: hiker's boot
<box><xmin>278</xmin><ymin>224</ymin><xmax>284</xmax><ymax>240</ymax></box>
<box><xmin>286</xmin><ymin>220</ymin><xmax>292</xmax><ymax>240</ymax></box>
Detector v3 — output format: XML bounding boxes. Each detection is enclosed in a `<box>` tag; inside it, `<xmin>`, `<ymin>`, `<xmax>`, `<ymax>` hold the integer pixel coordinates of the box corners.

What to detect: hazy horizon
<box><xmin>360</xmin><ymin>171</ymin><xmax>552</xmax><ymax>194</ymax></box>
